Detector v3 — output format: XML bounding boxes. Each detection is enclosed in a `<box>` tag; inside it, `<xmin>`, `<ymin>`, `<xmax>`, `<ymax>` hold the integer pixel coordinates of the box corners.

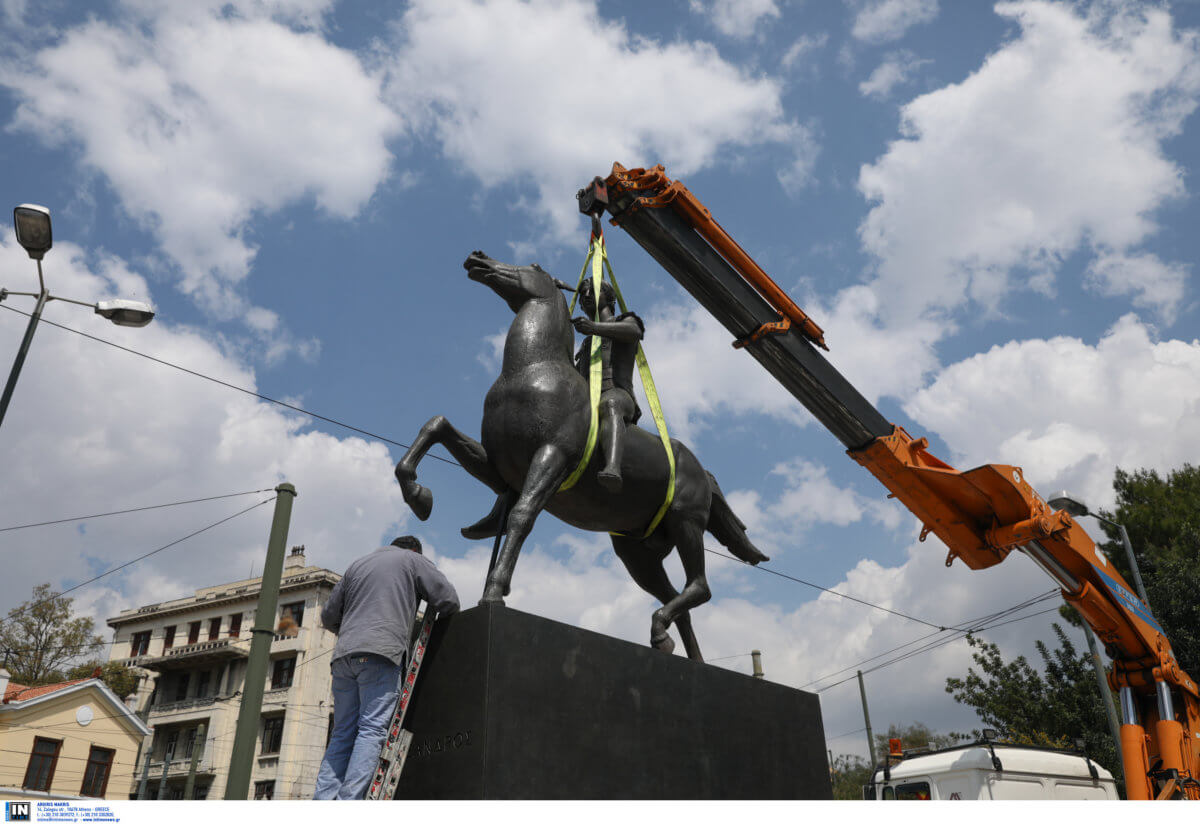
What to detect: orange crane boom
<box><xmin>585</xmin><ymin>162</ymin><xmax>1199</xmax><ymax>800</ymax></box>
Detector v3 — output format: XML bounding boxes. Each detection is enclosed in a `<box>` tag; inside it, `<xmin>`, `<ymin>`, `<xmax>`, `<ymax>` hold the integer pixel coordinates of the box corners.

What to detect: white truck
<box><xmin>863</xmin><ymin>743</ymin><xmax>1119</xmax><ymax>800</ymax></box>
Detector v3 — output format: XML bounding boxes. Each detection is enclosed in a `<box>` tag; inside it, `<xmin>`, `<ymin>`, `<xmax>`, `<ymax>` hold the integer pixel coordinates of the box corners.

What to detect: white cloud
<box><xmin>0</xmin><ymin>231</ymin><xmax>407</xmax><ymax>632</ymax></box>
<box><xmin>851</xmin><ymin>0</ymin><xmax>939</xmax><ymax>44</ymax></box>
<box><xmin>1</xmin><ymin>1</ymin><xmax>399</xmax><ymax>330</ymax></box>
<box><xmin>690</xmin><ymin>0</ymin><xmax>782</xmax><ymax>39</ymax></box>
<box><xmin>726</xmin><ymin>458</ymin><xmax>906</xmax><ymax>555</ymax></box>
<box><xmin>780</xmin><ymin>32</ymin><xmax>830</xmax><ymax>74</ymax></box>
<box><xmin>857</xmin><ymin>1</ymin><xmax>1200</xmax><ymax>325</ymax></box>
<box><xmin>1084</xmin><ymin>251</ymin><xmax>1188</xmax><ymax>325</ymax></box>
<box><xmin>858</xmin><ymin>50</ymin><xmax>930</xmax><ymax>98</ymax></box>
<box><xmin>638</xmin><ymin>301</ymin><xmax>810</xmax><ymax>441</ymax></box>
<box><xmin>383</xmin><ymin>0</ymin><xmax>810</xmax><ymax>241</ymax></box>
<box><xmin>635</xmin><ymin>283</ymin><xmax>941</xmax><ymax>439</ymax></box>
<box><xmin>904</xmin><ymin>314</ymin><xmax>1200</xmax><ymax>513</ymax></box>
<box><xmin>121</xmin><ymin>0</ymin><xmax>336</xmax><ymax>29</ymax></box>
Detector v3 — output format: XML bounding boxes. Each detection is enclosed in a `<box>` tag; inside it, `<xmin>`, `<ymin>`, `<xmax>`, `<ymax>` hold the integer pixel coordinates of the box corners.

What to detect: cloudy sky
<box><xmin>2</xmin><ymin>0</ymin><xmax>1199</xmax><ymax>764</ymax></box>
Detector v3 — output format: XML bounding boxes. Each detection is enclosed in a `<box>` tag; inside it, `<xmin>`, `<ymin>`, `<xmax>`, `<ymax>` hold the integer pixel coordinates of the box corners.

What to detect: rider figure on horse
<box><xmin>572</xmin><ymin>278</ymin><xmax>644</xmax><ymax>493</ymax></box>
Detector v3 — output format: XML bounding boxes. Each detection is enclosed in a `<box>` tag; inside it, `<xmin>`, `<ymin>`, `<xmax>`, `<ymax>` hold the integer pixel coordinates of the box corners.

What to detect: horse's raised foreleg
<box><xmin>480</xmin><ymin>443</ymin><xmax>569</xmax><ymax>605</ymax></box>
<box><xmin>650</xmin><ymin>519</ymin><xmax>711</xmax><ymax>661</ymax></box>
<box><xmin>394</xmin><ymin>415</ymin><xmax>506</xmax><ymax>521</ymax></box>
<box><xmin>611</xmin><ymin>536</ymin><xmax>703</xmax><ymax>661</ymax></box>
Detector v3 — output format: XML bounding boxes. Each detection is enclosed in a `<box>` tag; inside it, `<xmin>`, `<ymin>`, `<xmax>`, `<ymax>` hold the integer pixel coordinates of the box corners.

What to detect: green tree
<box><xmin>944</xmin><ymin>625</ymin><xmax>1119</xmax><ymax>778</ymax></box>
<box><xmin>873</xmin><ymin>721</ymin><xmax>967</xmax><ymax>760</ymax></box>
<box><xmin>0</xmin><ymin>583</ymin><xmax>104</xmax><ymax>686</ymax></box>
<box><xmin>830</xmin><ymin>753</ymin><xmax>872</xmax><ymax>800</ymax></box>
<box><xmin>1098</xmin><ymin>465</ymin><xmax>1200</xmax><ymax>677</ymax></box>
<box><xmin>65</xmin><ymin>660</ymin><xmax>139</xmax><ymax>700</ymax></box>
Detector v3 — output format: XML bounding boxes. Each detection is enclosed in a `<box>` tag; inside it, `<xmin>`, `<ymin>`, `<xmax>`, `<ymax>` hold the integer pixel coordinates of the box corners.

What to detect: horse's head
<box><xmin>464</xmin><ymin>251</ymin><xmax>573</xmax><ymax>313</ymax></box>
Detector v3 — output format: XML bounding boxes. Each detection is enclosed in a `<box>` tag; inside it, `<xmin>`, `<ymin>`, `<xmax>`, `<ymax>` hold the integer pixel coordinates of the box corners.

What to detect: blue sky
<box><xmin>3</xmin><ymin>0</ymin><xmax>1200</xmax><ymax>763</ymax></box>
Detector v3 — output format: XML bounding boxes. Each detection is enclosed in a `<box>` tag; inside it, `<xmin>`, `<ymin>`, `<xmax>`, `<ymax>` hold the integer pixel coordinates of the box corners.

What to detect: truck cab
<box><xmin>863</xmin><ymin>743</ymin><xmax>1118</xmax><ymax>800</ymax></box>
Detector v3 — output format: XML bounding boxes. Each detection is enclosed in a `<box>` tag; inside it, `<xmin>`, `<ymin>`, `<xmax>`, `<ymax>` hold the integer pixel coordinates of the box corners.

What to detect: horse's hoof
<box><xmin>461</xmin><ymin>524</ymin><xmax>500</xmax><ymax>540</ymax></box>
<box><xmin>403</xmin><ymin>485</ymin><xmax>433</xmax><ymax>521</ymax></box>
<box><xmin>651</xmin><ymin>632</ymin><xmax>675</xmax><ymax>655</ymax></box>
<box><xmin>461</xmin><ymin>509</ymin><xmax>504</xmax><ymax>541</ymax></box>
<box><xmin>479</xmin><ymin>586</ymin><xmax>506</xmax><ymax>606</ymax></box>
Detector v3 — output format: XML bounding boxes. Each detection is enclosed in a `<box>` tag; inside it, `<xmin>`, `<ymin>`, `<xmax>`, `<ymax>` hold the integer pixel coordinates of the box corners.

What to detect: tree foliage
<box><xmin>1099</xmin><ymin>465</ymin><xmax>1200</xmax><ymax>677</ymax></box>
<box><xmin>828</xmin><ymin>722</ymin><xmax>967</xmax><ymax>800</ymax></box>
<box><xmin>0</xmin><ymin>583</ymin><xmax>103</xmax><ymax>686</ymax></box>
<box><xmin>945</xmin><ymin>624</ymin><xmax>1119</xmax><ymax>778</ymax></box>
<box><xmin>829</xmin><ymin>753</ymin><xmax>872</xmax><ymax>800</ymax></box>
<box><xmin>872</xmin><ymin>721</ymin><xmax>967</xmax><ymax>760</ymax></box>
<box><xmin>65</xmin><ymin>660</ymin><xmax>139</xmax><ymax>699</ymax></box>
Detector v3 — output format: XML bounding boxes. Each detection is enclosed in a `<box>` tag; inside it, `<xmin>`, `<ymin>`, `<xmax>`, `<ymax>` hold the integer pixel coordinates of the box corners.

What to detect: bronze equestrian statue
<box><xmin>394</xmin><ymin>252</ymin><xmax>767</xmax><ymax>661</ymax></box>
<box><xmin>571</xmin><ymin>277</ymin><xmax>643</xmax><ymax>493</ymax></box>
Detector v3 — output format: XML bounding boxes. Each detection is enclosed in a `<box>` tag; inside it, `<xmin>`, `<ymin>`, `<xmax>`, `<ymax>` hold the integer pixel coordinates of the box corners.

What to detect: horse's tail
<box><xmin>705</xmin><ymin>471</ymin><xmax>769</xmax><ymax>565</ymax></box>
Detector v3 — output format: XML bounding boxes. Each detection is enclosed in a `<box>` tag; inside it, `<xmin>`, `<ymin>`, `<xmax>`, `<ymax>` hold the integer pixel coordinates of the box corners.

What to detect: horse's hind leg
<box><xmin>651</xmin><ymin>517</ymin><xmax>710</xmax><ymax>661</ymax></box>
<box><xmin>481</xmin><ymin>443</ymin><xmax>569</xmax><ymax>605</ymax></box>
<box><xmin>611</xmin><ymin>536</ymin><xmax>703</xmax><ymax>661</ymax></box>
<box><xmin>395</xmin><ymin>415</ymin><xmax>506</xmax><ymax>521</ymax></box>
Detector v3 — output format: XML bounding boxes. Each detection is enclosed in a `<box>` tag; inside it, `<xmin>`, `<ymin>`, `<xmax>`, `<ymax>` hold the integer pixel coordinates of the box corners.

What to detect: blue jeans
<box><xmin>313</xmin><ymin>652</ymin><xmax>403</xmax><ymax>799</ymax></box>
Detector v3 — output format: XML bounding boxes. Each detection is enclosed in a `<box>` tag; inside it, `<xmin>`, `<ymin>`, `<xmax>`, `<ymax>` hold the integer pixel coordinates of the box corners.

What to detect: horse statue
<box><xmin>394</xmin><ymin>251</ymin><xmax>767</xmax><ymax>661</ymax></box>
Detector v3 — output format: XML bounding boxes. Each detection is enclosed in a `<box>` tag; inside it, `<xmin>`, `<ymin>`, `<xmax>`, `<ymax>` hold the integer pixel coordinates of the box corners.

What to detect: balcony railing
<box><xmin>138</xmin><ymin>638</ymin><xmax>251</xmax><ymax>671</ymax></box>
<box><xmin>261</xmin><ymin>687</ymin><xmax>290</xmax><ymax>707</ymax></box>
<box><xmin>150</xmin><ymin>695</ymin><xmax>220</xmax><ymax>715</ymax></box>
<box><xmin>149</xmin><ymin>757</ymin><xmax>215</xmax><ymax>777</ymax></box>
<box><xmin>165</xmin><ymin>638</ymin><xmax>250</xmax><ymax>658</ymax></box>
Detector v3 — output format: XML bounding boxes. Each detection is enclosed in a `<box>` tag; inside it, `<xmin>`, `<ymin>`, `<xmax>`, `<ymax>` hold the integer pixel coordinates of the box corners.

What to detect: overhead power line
<box><xmin>798</xmin><ymin>589</ymin><xmax>1060</xmax><ymax>691</ymax></box>
<box><xmin>0</xmin><ymin>304</ymin><xmax>459</xmax><ymax>467</ymax></box>
<box><xmin>813</xmin><ymin>604</ymin><xmax>1063</xmax><ymax>694</ymax></box>
<box><xmin>0</xmin><ymin>488</ymin><xmax>276</xmax><ymax>533</ymax></box>
<box><xmin>0</xmin><ymin>497</ymin><xmax>275</xmax><ymax>629</ymax></box>
<box><xmin>705</xmin><ymin>547</ymin><xmax>948</xmax><ymax>630</ymax></box>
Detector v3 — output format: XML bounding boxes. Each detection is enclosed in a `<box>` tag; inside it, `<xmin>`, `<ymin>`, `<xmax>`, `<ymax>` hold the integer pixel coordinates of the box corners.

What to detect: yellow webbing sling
<box><xmin>559</xmin><ymin>233</ymin><xmax>676</xmax><ymax>538</ymax></box>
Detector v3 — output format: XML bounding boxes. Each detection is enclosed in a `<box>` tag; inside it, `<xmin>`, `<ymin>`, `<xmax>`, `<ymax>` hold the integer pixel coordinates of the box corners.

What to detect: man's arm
<box><xmin>321</xmin><ymin>577</ymin><xmax>346</xmax><ymax>634</ymax></box>
<box><xmin>414</xmin><ymin>561</ymin><xmax>460</xmax><ymax>616</ymax></box>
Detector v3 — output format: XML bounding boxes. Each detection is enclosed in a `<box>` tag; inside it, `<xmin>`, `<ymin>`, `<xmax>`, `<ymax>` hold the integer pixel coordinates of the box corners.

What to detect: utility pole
<box><xmin>224</xmin><ymin>483</ymin><xmax>296</xmax><ymax>799</ymax></box>
<box><xmin>183</xmin><ymin>722</ymin><xmax>207</xmax><ymax>800</ymax></box>
<box><xmin>135</xmin><ymin>748</ymin><xmax>152</xmax><ymax>800</ymax></box>
<box><xmin>156</xmin><ymin>754</ymin><xmax>169</xmax><ymax>800</ymax></box>
<box><xmin>1083</xmin><ymin>625</ymin><xmax>1125</xmax><ymax>784</ymax></box>
<box><xmin>857</xmin><ymin>670</ymin><xmax>876</xmax><ymax>771</ymax></box>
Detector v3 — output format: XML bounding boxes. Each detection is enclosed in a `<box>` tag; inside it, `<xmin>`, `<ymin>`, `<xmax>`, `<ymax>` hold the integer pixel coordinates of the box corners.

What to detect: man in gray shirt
<box><xmin>313</xmin><ymin>536</ymin><xmax>459</xmax><ymax>799</ymax></box>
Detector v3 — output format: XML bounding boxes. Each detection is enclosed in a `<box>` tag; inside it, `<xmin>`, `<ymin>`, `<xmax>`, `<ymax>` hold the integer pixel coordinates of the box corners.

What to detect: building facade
<box><xmin>0</xmin><ymin>673</ymin><xmax>152</xmax><ymax>801</ymax></box>
<box><xmin>107</xmin><ymin>546</ymin><xmax>341</xmax><ymax>800</ymax></box>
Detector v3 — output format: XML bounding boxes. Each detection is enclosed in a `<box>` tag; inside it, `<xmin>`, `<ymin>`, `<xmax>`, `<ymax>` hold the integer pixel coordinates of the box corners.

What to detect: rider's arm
<box><xmin>572</xmin><ymin>314</ymin><xmax>644</xmax><ymax>343</ymax></box>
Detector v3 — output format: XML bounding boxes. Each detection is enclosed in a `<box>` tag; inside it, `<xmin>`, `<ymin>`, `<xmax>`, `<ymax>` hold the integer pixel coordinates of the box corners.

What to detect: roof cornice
<box><xmin>0</xmin><ymin>679</ymin><xmax>152</xmax><ymax>736</ymax></box>
<box><xmin>107</xmin><ymin>569</ymin><xmax>340</xmax><ymax>628</ymax></box>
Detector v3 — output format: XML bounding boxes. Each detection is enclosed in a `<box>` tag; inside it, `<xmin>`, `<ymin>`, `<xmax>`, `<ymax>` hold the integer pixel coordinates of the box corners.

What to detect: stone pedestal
<box><xmin>394</xmin><ymin>604</ymin><xmax>831</xmax><ymax>799</ymax></box>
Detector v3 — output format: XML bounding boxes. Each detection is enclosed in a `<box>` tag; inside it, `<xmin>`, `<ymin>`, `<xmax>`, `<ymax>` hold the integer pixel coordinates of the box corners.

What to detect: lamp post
<box><xmin>1047</xmin><ymin>490</ymin><xmax>1151</xmax><ymax>612</ymax></box>
<box><xmin>1048</xmin><ymin>489</ymin><xmax>1147</xmax><ymax>788</ymax></box>
<box><xmin>1</xmin><ymin>204</ymin><xmax>155</xmax><ymax>429</ymax></box>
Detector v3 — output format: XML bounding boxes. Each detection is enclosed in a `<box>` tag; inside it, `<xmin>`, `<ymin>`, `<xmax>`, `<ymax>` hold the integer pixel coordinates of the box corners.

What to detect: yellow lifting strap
<box><xmin>558</xmin><ymin>234</ymin><xmax>676</xmax><ymax>539</ymax></box>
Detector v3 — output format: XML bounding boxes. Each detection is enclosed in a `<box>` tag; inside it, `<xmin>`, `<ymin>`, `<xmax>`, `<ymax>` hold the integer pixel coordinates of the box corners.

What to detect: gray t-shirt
<box><xmin>321</xmin><ymin>547</ymin><xmax>460</xmax><ymax>665</ymax></box>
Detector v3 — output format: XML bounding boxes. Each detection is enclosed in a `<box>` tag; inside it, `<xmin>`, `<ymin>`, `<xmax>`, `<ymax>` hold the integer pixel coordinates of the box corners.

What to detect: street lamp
<box><xmin>1047</xmin><ymin>489</ymin><xmax>1151</xmax><ymax>612</ymax></box>
<box><xmin>1</xmin><ymin>204</ymin><xmax>155</xmax><ymax>428</ymax></box>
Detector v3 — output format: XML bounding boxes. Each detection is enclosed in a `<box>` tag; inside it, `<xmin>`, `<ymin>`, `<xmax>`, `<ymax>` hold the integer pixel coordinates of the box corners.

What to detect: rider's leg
<box><xmin>598</xmin><ymin>403</ymin><xmax>625</xmax><ymax>492</ymax></box>
<box><xmin>597</xmin><ymin>391</ymin><xmax>634</xmax><ymax>492</ymax></box>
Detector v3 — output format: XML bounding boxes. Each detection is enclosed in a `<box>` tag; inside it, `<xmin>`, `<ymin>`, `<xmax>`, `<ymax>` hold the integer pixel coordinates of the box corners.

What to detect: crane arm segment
<box><xmin>590</xmin><ymin>162</ymin><xmax>1199</xmax><ymax>800</ymax></box>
